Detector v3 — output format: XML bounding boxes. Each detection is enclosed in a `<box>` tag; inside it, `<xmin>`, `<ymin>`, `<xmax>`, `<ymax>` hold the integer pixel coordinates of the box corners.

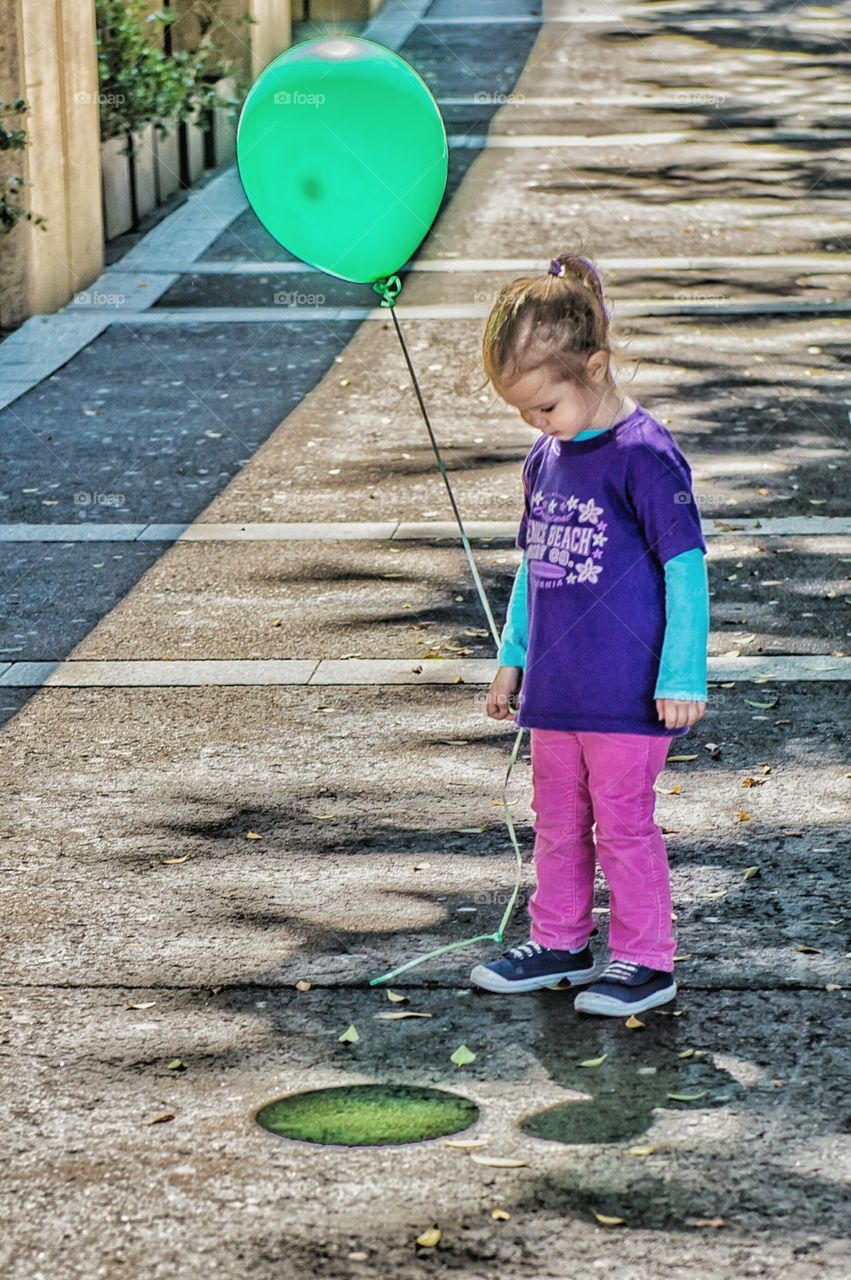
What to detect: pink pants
<box><xmin>527</xmin><ymin>729</ymin><xmax>676</xmax><ymax>970</ymax></box>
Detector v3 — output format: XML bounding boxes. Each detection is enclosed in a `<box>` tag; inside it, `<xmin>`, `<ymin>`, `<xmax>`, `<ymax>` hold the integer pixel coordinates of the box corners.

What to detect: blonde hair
<box><xmin>481</xmin><ymin>252</ymin><xmax>614</xmax><ymax>391</ymax></box>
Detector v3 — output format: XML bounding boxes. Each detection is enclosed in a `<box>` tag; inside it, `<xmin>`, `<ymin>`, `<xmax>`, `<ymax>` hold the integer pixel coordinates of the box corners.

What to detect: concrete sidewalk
<box><xmin>2</xmin><ymin>1</ymin><xmax>850</xmax><ymax>1277</ymax></box>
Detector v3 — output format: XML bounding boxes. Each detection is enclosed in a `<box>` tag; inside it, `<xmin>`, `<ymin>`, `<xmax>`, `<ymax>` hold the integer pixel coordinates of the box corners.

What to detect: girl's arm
<box><xmin>497</xmin><ymin>550</ymin><xmax>528</xmax><ymax>668</ymax></box>
<box><xmin>654</xmin><ymin>547</ymin><xmax>710</xmax><ymax>701</ymax></box>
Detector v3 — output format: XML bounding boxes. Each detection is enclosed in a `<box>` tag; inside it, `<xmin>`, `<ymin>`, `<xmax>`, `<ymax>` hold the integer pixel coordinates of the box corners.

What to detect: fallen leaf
<box><xmin>592</xmin><ymin>1211</ymin><xmax>625</xmax><ymax>1226</ymax></box>
<box><xmin>458</xmin><ymin>825</ymin><xmax>487</xmax><ymax>834</ymax></box>
<box><xmin>625</xmin><ymin>1014</ymin><xmax>645</xmax><ymax>1029</ymax></box>
<box><xmin>826</xmin><ymin>983</ymin><xmax>843</xmax><ymax>992</ymax></box>
<box><xmin>412</xmin><ymin>861</ymin><xmax>431</xmax><ymax>870</ymax></box>
<box><xmin>667</xmin><ymin>1090</ymin><xmax>706</xmax><ymax>1102</ymax></box>
<box><xmin>453</xmin><ymin>676</ymin><xmax>465</xmax><ymax>684</ymax></box>
<box><xmin>795</xmin><ymin>945</ymin><xmax>822</xmax><ymax>954</ymax></box>
<box><xmin>470</xmin><ymin>1154</ymin><xmax>527</xmax><ymax>1168</ymax></box>
<box><xmin>148</xmin><ymin>1112</ymin><xmax>175</xmax><ymax>1125</ymax></box>
<box><xmin>375</xmin><ymin>1011</ymin><xmax>433</xmax><ymax>1020</ymax></box>
<box><xmin>737</xmin><ymin>811</ymin><xmax>752</xmax><ymax>822</ymax></box>
<box><xmin>689</xmin><ymin>1218</ymin><xmax>726</xmax><ymax>1229</ymax></box>
<box><xmin>677</xmin><ymin>1048</ymin><xmax>696</xmax><ymax>1058</ymax></box>
<box><xmin>742</xmin><ymin>866</ymin><xmax>760</xmax><ymax>880</ymax></box>
<box><xmin>166</xmin><ymin>1058</ymin><xmax>186</xmax><ymax>1071</ymax></box>
<box><xmin>491</xmin><ymin>1208</ymin><xmax>511</xmax><ymax>1221</ymax></box>
<box><xmin>668</xmin><ymin>754</ymin><xmax>698</xmax><ymax>762</ymax></box>
<box><xmin>673</xmin><ymin>953</ymin><xmax>693</xmax><ymax>961</ymax></box>
<box><xmin>441</xmin><ymin>1137</ymin><xmax>490</xmax><ymax>1149</ymax></box>
<box><xmin>386</xmin><ymin>990</ymin><xmax>408</xmax><ymax>1003</ymax></box>
<box><xmin>625</xmin><ymin>1145</ymin><xmax>655</xmax><ymax>1156</ymax></box>
<box><xmin>339</xmin><ymin>1024</ymin><xmax>360</xmax><ymax>1043</ymax></box>
<box><xmin>578</xmin><ymin>1053</ymin><xmax>608</xmax><ymax>1068</ymax></box>
<box><xmin>126</xmin><ymin>1000</ymin><xmax>157</xmax><ymax>1010</ymax></box>
<box><xmin>161</xmin><ymin>854</ymin><xmax>192</xmax><ymax>865</ymax></box>
<box><xmin>450</xmin><ymin>1044</ymin><xmax>476</xmax><ymax>1067</ymax></box>
<box><xmin>741</xmin><ymin>776</ymin><xmax>767</xmax><ymax>787</ymax></box>
<box><xmin>704</xmin><ymin>890</ymin><xmax>727</xmax><ymax>899</ymax></box>
<box><xmin>295</xmin><ymin>980</ymin><xmax>311</xmax><ymax>992</ymax></box>
<box><xmin>745</xmin><ymin>697</ymin><xmax>777</xmax><ymax>709</ymax></box>
<box><xmin>245</xmin><ymin>831</ymin><xmax>263</xmax><ymax>841</ymax></box>
<box><xmin>415</xmin><ymin>1227</ymin><xmax>441</xmax><ymax>1248</ymax></box>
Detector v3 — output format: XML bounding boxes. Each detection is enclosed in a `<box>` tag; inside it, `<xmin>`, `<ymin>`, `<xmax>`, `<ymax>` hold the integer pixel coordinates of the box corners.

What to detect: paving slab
<box><xmin>4</xmin><ymin>536</ymin><xmax>844</xmax><ymax>665</ymax></box>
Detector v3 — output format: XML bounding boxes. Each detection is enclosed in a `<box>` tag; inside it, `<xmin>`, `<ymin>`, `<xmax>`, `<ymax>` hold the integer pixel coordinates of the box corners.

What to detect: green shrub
<box><xmin>0</xmin><ymin>97</ymin><xmax>46</xmax><ymax>234</ymax></box>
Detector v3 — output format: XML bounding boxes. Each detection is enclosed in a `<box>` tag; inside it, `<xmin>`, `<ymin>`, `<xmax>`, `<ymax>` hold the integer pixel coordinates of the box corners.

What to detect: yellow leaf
<box><xmin>148</xmin><ymin>1112</ymin><xmax>175</xmax><ymax>1125</ymax></box>
<box><xmin>386</xmin><ymin>989</ymin><xmax>408</xmax><ymax>1003</ymax></box>
<box><xmin>578</xmin><ymin>1053</ymin><xmax>608</xmax><ymax>1067</ymax></box>
<box><xmin>441</xmin><ymin>1137</ymin><xmax>490</xmax><ymax>1149</ymax></box>
<box><xmin>245</xmin><ymin>831</ymin><xmax>263</xmax><ymax>840</ymax></box>
<box><xmin>737</xmin><ymin>811</ymin><xmax>752</xmax><ymax>822</ymax></box>
<box><xmin>295</xmin><ymin>980</ymin><xmax>311</xmax><ymax>992</ymax></box>
<box><xmin>705</xmin><ymin>890</ymin><xmax>727</xmax><ymax>899</ymax></box>
<box><xmin>592</xmin><ymin>1211</ymin><xmax>625</xmax><ymax>1226</ymax></box>
<box><xmin>689</xmin><ymin>1218</ymin><xmax>726</xmax><ymax>1229</ymax></box>
<box><xmin>742</xmin><ymin>865</ymin><xmax>760</xmax><ymax>880</ymax></box>
<box><xmin>166</xmin><ymin>1058</ymin><xmax>186</xmax><ymax>1071</ymax></box>
<box><xmin>677</xmin><ymin>1048</ymin><xmax>695</xmax><ymax>1058</ymax></box>
<box><xmin>795</xmin><ymin>945</ymin><xmax>821</xmax><ymax>954</ymax></box>
<box><xmin>668</xmin><ymin>754</ymin><xmax>698</xmax><ymax>762</ymax></box>
<box><xmin>625</xmin><ymin>1014</ymin><xmax>644</xmax><ymax>1029</ymax></box>
<box><xmin>673</xmin><ymin>953</ymin><xmax>693</xmax><ymax>961</ymax></box>
<box><xmin>470</xmin><ymin>1154</ymin><xmax>528</xmax><ymax>1168</ymax></box>
<box><xmin>161</xmin><ymin>854</ymin><xmax>192</xmax><ymax>865</ymax></box>
<box><xmin>625</xmin><ymin>1145</ymin><xmax>655</xmax><ymax>1156</ymax></box>
<box><xmin>339</xmin><ymin>1024</ymin><xmax>360</xmax><ymax>1043</ymax></box>
<box><xmin>453</xmin><ymin>676</ymin><xmax>465</xmax><ymax>684</ymax></box>
<box><xmin>415</xmin><ymin>1227</ymin><xmax>441</xmax><ymax>1248</ymax></box>
<box><xmin>375</xmin><ymin>1011</ymin><xmax>433</xmax><ymax>1020</ymax></box>
<box><xmin>450</xmin><ymin>1043</ymin><xmax>476</xmax><ymax>1067</ymax></box>
<box><xmin>126</xmin><ymin>1000</ymin><xmax>157</xmax><ymax>1010</ymax></box>
<box><xmin>491</xmin><ymin>1208</ymin><xmax>511</xmax><ymax>1221</ymax></box>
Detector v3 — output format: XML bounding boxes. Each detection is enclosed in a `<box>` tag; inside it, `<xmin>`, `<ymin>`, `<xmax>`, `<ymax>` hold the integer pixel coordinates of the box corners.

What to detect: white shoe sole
<box><xmin>573</xmin><ymin>980</ymin><xmax>677</xmax><ymax>1016</ymax></box>
<box><xmin>470</xmin><ymin>962</ymin><xmax>596</xmax><ymax>994</ymax></box>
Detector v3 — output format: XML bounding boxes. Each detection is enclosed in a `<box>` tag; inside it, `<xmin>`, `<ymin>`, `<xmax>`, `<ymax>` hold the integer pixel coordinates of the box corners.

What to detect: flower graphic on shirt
<box><xmin>566</xmin><ymin>572</ymin><xmax>577</xmax><ymax>584</ymax></box>
<box><xmin>576</xmin><ymin>556</ymin><xmax>603</xmax><ymax>584</ymax></box>
<box><xmin>578</xmin><ymin>498</ymin><xmax>603</xmax><ymax>525</ymax></box>
<box><xmin>597</xmin><ymin>520</ymin><xmax>608</xmax><ymax>533</ymax></box>
<box><xmin>533</xmin><ymin>490</ymin><xmax>545</xmax><ymax>505</ymax></box>
<box><xmin>592</xmin><ymin>531</ymin><xmax>608</xmax><ymax>548</ymax></box>
<box><xmin>566</xmin><ymin>495</ymin><xmax>579</xmax><ymax>511</ymax></box>
<box><xmin>547</xmin><ymin>498</ymin><xmax>558</xmax><ymax>513</ymax></box>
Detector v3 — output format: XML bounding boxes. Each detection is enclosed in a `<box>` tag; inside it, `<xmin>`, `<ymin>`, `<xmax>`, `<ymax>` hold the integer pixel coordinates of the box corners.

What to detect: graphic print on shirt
<box><xmin>526</xmin><ymin>488</ymin><xmax>608</xmax><ymax>589</ymax></box>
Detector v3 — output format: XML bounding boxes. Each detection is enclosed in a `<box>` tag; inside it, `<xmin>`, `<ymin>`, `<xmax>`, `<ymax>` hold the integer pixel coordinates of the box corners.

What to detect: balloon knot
<box><xmin>373</xmin><ymin>275</ymin><xmax>402</xmax><ymax>308</ymax></box>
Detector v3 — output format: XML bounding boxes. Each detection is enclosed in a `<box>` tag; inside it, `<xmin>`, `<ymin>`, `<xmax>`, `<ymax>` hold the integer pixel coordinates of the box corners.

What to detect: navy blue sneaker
<box><xmin>573</xmin><ymin>959</ymin><xmax>677</xmax><ymax>1016</ymax></box>
<box><xmin>470</xmin><ymin>938</ymin><xmax>596</xmax><ymax>994</ymax></box>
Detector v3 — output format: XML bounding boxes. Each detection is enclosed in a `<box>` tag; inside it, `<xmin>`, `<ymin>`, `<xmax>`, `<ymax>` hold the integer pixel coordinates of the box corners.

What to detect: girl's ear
<box><xmin>586</xmin><ymin>350</ymin><xmax>610</xmax><ymax>383</ymax></box>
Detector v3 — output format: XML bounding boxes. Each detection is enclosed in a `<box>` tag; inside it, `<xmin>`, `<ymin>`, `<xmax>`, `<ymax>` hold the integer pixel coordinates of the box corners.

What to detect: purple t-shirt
<box><xmin>515</xmin><ymin>404</ymin><xmax>706</xmax><ymax>736</ymax></box>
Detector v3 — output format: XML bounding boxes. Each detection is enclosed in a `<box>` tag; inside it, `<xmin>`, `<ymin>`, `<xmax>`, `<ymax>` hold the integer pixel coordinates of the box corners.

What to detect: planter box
<box><xmin>100</xmin><ymin>134</ymin><xmax>132</xmax><ymax>240</ymax></box>
<box><xmin>181</xmin><ymin>106</ymin><xmax>206</xmax><ymax>186</ymax></box>
<box><xmin>212</xmin><ymin>77</ymin><xmax>237</xmax><ymax>168</ymax></box>
<box><xmin>154</xmin><ymin>124</ymin><xmax>181</xmax><ymax>203</ymax></box>
<box><xmin>131</xmin><ymin>123</ymin><xmax>157</xmax><ymax>221</ymax></box>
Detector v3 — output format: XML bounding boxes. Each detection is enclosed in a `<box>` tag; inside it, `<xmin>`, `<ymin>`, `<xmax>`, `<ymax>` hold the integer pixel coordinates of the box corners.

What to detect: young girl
<box><xmin>470</xmin><ymin>253</ymin><xmax>709</xmax><ymax>1016</ymax></box>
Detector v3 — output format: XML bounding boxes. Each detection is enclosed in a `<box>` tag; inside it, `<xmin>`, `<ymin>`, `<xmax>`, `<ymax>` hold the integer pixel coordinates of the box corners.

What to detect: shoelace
<box><xmin>506</xmin><ymin>940</ymin><xmax>544</xmax><ymax>960</ymax></box>
<box><xmin>599</xmin><ymin>960</ymin><xmax>643</xmax><ymax>982</ymax></box>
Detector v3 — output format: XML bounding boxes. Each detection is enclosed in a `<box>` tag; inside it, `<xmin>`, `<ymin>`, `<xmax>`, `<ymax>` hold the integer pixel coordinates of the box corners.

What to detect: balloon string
<box><xmin>368</xmin><ymin>275</ymin><xmax>527</xmax><ymax>987</ymax></box>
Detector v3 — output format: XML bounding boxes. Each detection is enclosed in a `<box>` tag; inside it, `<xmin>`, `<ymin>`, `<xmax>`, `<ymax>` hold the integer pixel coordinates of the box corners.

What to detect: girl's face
<box><xmin>494</xmin><ymin>353</ymin><xmax>610</xmax><ymax>440</ymax></box>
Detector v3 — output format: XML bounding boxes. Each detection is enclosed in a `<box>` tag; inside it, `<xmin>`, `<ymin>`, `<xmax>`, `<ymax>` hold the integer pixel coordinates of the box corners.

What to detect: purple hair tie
<box><xmin>548</xmin><ymin>255</ymin><xmax>603</xmax><ymax>288</ymax></box>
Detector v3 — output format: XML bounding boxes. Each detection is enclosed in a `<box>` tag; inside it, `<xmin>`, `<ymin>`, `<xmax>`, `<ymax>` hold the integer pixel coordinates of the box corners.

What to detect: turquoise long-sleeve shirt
<box><xmin>497</xmin><ymin>426</ymin><xmax>709</xmax><ymax>701</ymax></box>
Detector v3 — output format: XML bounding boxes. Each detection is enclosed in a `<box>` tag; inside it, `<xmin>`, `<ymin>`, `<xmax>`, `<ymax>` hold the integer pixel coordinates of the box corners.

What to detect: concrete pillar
<box><xmin>0</xmin><ymin>0</ymin><xmax>103</xmax><ymax>327</ymax></box>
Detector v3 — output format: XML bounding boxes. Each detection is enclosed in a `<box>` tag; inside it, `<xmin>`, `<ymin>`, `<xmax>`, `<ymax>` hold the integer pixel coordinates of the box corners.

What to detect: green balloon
<box><xmin>236</xmin><ymin>37</ymin><xmax>448</xmax><ymax>284</ymax></box>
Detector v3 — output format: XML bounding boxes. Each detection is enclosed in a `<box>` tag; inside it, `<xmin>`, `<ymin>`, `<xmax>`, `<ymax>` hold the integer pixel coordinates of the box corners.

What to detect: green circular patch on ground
<box><xmin>256</xmin><ymin>1083</ymin><xmax>480</xmax><ymax>1147</ymax></box>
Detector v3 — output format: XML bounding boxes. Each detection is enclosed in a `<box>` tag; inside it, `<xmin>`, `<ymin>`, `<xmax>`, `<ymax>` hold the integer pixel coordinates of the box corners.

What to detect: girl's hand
<box><xmin>486</xmin><ymin>666</ymin><xmax>523</xmax><ymax>720</ymax></box>
<box><xmin>656</xmin><ymin>698</ymin><xmax>706</xmax><ymax>730</ymax></box>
